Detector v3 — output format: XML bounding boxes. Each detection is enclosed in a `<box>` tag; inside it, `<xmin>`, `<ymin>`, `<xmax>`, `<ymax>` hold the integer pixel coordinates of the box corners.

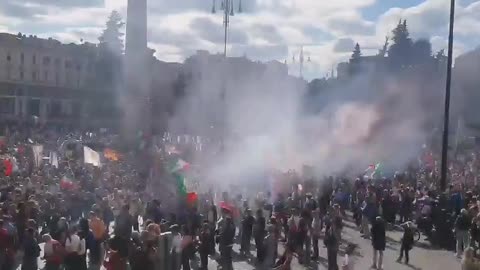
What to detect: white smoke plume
<box><xmin>166</xmin><ymin>56</ymin><xmax>441</xmax><ymax>189</ymax></box>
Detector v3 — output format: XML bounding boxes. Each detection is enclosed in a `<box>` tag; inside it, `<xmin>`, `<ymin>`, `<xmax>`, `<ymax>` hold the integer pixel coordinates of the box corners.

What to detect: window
<box><xmin>43</xmin><ymin>56</ymin><xmax>50</xmax><ymax>66</ymax></box>
<box><xmin>44</xmin><ymin>71</ymin><xmax>48</xmax><ymax>81</ymax></box>
<box><xmin>32</xmin><ymin>55</ymin><xmax>36</xmax><ymax>65</ymax></box>
<box><xmin>32</xmin><ymin>71</ymin><xmax>37</xmax><ymax>81</ymax></box>
<box><xmin>20</xmin><ymin>70</ymin><xmax>24</xmax><ymax>80</ymax></box>
<box><xmin>65</xmin><ymin>60</ymin><xmax>71</xmax><ymax>69</ymax></box>
<box><xmin>55</xmin><ymin>58</ymin><xmax>60</xmax><ymax>67</ymax></box>
<box><xmin>55</xmin><ymin>72</ymin><xmax>59</xmax><ymax>86</ymax></box>
<box><xmin>0</xmin><ymin>98</ymin><xmax>15</xmax><ymax>114</ymax></box>
<box><xmin>76</xmin><ymin>64</ymin><xmax>82</xmax><ymax>71</ymax></box>
<box><xmin>20</xmin><ymin>53</ymin><xmax>24</xmax><ymax>64</ymax></box>
<box><xmin>6</xmin><ymin>54</ymin><xmax>11</xmax><ymax>62</ymax></box>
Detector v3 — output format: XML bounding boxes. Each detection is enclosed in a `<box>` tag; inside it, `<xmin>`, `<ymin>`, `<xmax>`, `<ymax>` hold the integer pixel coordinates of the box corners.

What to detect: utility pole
<box><xmin>440</xmin><ymin>0</ymin><xmax>456</xmax><ymax>192</ymax></box>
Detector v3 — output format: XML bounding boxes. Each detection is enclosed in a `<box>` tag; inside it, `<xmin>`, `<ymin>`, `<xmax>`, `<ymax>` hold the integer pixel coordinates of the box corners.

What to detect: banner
<box><xmin>32</xmin><ymin>145</ymin><xmax>43</xmax><ymax>167</ymax></box>
<box><xmin>84</xmin><ymin>146</ymin><xmax>101</xmax><ymax>167</ymax></box>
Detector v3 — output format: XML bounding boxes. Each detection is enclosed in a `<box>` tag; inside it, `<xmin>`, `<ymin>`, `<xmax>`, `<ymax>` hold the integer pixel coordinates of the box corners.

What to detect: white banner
<box><xmin>83</xmin><ymin>146</ymin><xmax>101</xmax><ymax>167</ymax></box>
<box><xmin>32</xmin><ymin>145</ymin><xmax>43</xmax><ymax>167</ymax></box>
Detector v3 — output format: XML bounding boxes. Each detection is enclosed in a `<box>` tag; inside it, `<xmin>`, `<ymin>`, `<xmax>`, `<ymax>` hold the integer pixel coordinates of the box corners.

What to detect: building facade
<box><xmin>0</xmin><ymin>33</ymin><xmax>97</xmax><ymax>125</ymax></box>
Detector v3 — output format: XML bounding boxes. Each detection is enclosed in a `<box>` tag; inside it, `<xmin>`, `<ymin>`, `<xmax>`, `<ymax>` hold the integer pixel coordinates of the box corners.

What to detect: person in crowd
<box><xmin>199</xmin><ymin>221</ymin><xmax>212</xmax><ymax>270</ymax></box>
<box><xmin>240</xmin><ymin>208</ymin><xmax>254</xmax><ymax>257</ymax></box>
<box><xmin>371</xmin><ymin>216</ymin><xmax>386</xmax><ymax>270</ymax></box>
<box><xmin>462</xmin><ymin>247</ymin><xmax>480</xmax><ymax>270</ymax></box>
<box><xmin>264</xmin><ymin>224</ymin><xmax>278</xmax><ymax>268</ymax></box>
<box><xmin>456</xmin><ymin>208</ymin><xmax>472</xmax><ymax>257</ymax></box>
<box><xmin>253</xmin><ymin>208</ymin><xmax>266</xmax><ymax>264</ymax></box>
<box><xmin>42</xmin><ymin>234</ymin><xmax>64</xmax><ymax>270</ymax></box>
<box><xmin>311</xmin><ymin>209</ymin><xmax>322</xmax><ymax>260</ymax></box>
<box><xmin>324</xmin><ymin>224</ymin><xmax>339</xmax><ymax>270</ymax></box>
<box><xmin>64</xmin><ymin>226</ymin><xmax>86</xmax><ymax>270</ymax></box>
<box><xmin>88</xmin><ymin>210</ymin><xmax>106</xmax><ymax>270</ymax></box>
<box><xmin>288</xmin><ymin>207</ymin><xmax>307</xmax><ymax>264</ymax></box>
<box><xmin>21</xmin><ymin>227</ymin><xmax>41</xmax><ymax>270</ymax></box>
<box><xmin>218</xmin><ymin>215</ymin><xmax>235</xmax><ymax>270</ymax></box>
<box><xmin>104</xmin><ymin>238</ymin><xmax>127</xmax><ymax>270</ymax></box>
<box><xmin>397</xmin><ymin>221</ymin><xmax>415</xmax><ymax>264</ymax></box>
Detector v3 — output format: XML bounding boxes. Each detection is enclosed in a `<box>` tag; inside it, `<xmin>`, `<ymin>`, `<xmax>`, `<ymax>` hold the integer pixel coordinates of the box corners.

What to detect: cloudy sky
<box><xmin>1</xmin><ymin>0</ymin><xmax>479</xmax><ymax>79</ymax></box>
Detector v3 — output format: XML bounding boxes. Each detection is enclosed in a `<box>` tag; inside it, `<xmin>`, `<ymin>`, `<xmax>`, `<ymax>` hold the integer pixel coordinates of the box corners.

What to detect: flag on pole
<box><xmin>169</xmin><ymin>158</ymin><xmax>190</xmax><ymax>197</ymax></box>
<box><xmin>60</xmin><ymin>176</ymin><xmax>76</xmax><ymax>190</ymax></box>
<box><xmin>84</xmin><ymin>146</ymin><xmax>101</xmax><ymax>167</ymax></box>
<box><xmin>170</xmin><ymin>158</ymin><xmax>190</xmax><ymax>173</ymax></box>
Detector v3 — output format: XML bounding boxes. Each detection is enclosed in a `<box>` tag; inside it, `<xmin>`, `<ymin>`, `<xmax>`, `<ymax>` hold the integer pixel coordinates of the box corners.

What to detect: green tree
<box><xmin>98</xmin><ymin>10</ymin><xmax>125</xmax><ymax>54</ymax></box>
<box><xmin>412</xmin><ymin>39</ymin><xmax>432</xmax><ymax>65</ymax></box>
<box><xmin>388</xmin><ymin>19</ymin><xmax>413</xmax><ymax>69</ymax></box>
<box><xmin>96</xmin><ymin>10</ymin><xmax>125</xmax><ymax>91</ymax></box>
<box><xmin>351</xmin><ymin>43</ymin><xmax>362</xmax><ymax>62</ymax></box>
<box><xmin>349</xmin><ymin>43</ymin><xmax>362</xmax><ymax>75</ymax></box>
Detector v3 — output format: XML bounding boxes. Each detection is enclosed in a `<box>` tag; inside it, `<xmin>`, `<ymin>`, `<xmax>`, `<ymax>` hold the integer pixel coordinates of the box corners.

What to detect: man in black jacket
<box><xmin>240</xmin><ymin>209</ymin><xmax>254</xmax><ymax>257</ymax></box>
<box><xmin>218</xmin><ymin>216</ymin><xmax>236</xmax><ymax>270</ymax></box>
<box><xmin>253</xmin><ymin>209</ymin><xmax>266</xmax><ymax>264</ymax></box>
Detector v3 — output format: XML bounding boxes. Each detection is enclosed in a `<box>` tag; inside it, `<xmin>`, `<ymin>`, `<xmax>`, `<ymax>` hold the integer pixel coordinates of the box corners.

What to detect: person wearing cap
<box><xmin>218</xmin><ymin>216</ymin><xmax>236</xmax><ymax>270</ymax></box>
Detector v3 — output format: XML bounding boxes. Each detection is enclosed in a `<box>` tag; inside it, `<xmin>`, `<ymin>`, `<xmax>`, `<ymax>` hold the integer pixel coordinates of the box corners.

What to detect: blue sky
<box><xmin>0</xmin><ymin>0</ymin><xmax>479</xmax><ymax>80</ymax></box>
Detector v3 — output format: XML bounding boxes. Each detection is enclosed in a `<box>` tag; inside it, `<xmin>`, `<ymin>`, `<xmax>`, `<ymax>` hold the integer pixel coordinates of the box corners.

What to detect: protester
<box><xmin>397</xmin><ymin>221</ymin><xmax>415</xmax><ymax>264</ymax></box>
<box><xmin>371</xmin><ymin>216</ymin><xmax>386</xmax><ymax>270</ymax></box>
<box><xmin>456</xmin><ymin>208</ymin><xmax>472</xmax><ymax>257</ymax></box>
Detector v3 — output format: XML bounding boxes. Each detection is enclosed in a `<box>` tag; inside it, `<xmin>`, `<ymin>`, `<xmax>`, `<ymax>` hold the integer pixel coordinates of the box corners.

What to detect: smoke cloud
<box><xmin>166</xmin><ymin>56</ymin><xmax>443</xmax><ymax>190</ymax></box>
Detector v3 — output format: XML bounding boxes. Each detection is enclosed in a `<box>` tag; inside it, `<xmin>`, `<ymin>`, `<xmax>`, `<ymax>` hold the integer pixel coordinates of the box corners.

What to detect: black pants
<box><xmin>181</xmin><ymin>250</ymin><xmax>191</xmax><ymax>270</ymax></box>
<box><xmin>255</xmin><ymin>235</ymin><xmax>264</xmax><ymax>262</ymax></box>
<box><xmin>220</xmin><ymin>246</ymin><xmax>233</xmax><ymax>270</ymax></box>
<box><xmin>327</xmin><ymin>248</ymin><xmax>338</xmax><ymax>270</ymax></box>
<box><xmin>312</xmin><ymin>235</ymin><xmax>320</xmax><ymax>258</ymax></box>
<box><xmin>133</xmin><ymin>215</ymin><xmax>139</xmax><ymax>232</ymax></box>
<box><xmin>399</xmin><ymin>244</ymin><xmax>410</xmax><ymax>263</ymax></box>
<box><xmin>240</xmin><ymin>232</ymin><xmax>252</xmax><ymax>253</ymax></box>
<box><xmin>200</xmin><ymin>251</ymin><xmax>209</xmax><ymax>270</ymax></box>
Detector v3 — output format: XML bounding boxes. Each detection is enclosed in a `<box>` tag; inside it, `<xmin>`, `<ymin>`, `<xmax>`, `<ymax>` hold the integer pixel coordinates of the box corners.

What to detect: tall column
<box><xmin>125</xmin><ymin>0</ymin><xmax>151</xmax><ymax>141</ymax></box>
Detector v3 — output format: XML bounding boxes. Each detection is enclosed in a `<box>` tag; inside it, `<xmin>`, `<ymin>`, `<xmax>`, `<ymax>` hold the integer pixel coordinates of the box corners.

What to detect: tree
<box><xmin>349</xmin><ymin>43</ymin><xmax>362</xmax><ymax>75</ymax></box>
<box><xmin>412</xmin><ymin>39</ymin><xmax>432</xmax><ymax>65</ymax></box>
<box><xmin>98</xmin><ymin>10</ymin><xmax>125</xmax><ymax>55</ymax></box>
<box><xmin>388</xmin><ymin>19</ymin><xmax>413</xmax><ymax>69</ymax></box>
<box><xmin>95</xmin><ymin>10</ymin><xmax>125</xmax><ymax>91</ymax></box>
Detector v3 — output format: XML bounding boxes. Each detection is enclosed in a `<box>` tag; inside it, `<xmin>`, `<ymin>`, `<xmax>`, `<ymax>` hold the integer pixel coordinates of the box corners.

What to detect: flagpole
<box><xmin>440</xmin><ymin>0</ymin><xmax>456</xmax><ymax>192</ymax></box>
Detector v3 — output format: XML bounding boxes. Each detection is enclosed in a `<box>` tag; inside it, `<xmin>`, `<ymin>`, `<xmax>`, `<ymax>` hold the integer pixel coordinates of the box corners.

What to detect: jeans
<box><xmin>373</xmin><ymin>249</ymin><xmax>383</xmax><ymax>268</ymax></box>
<box><xmin>456</xmin><ymin>230</ymin><xmax>470</xmax><ymax>255</ymax></box>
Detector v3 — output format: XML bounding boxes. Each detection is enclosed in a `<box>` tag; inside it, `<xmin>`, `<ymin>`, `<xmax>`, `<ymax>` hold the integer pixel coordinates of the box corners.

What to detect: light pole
<box><xmin>440</xmin><ymin>0</ymin><xmax>456</xmax><ymax>192</ymax></box>
<box><xmin>210</xmin><ymin>0</ymin><xmax>243</xmax><ymax>151</ymax></box>
<box><xmin>211</xmin><ymin>0</ymin><xmax>243</xmax><ymax>57</ymax></box>
<box><xmin>289</xmin><ymin>46</ymin><xmax>313</xmax><ymax>78</ymax></box>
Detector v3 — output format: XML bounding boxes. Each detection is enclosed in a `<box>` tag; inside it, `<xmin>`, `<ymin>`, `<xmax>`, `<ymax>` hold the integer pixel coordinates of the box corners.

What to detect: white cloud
<box><xmin>0</xmin><ymin>0</ymin><xmax>479</xmax><ymax>79</ymax></box>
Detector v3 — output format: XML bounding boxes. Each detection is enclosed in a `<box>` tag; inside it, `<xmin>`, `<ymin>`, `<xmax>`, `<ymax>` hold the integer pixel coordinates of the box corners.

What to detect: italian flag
<box><xmin>169</xmin><ymin>158</ymin><xmax>190</xmax><ymax>197</ymax></box>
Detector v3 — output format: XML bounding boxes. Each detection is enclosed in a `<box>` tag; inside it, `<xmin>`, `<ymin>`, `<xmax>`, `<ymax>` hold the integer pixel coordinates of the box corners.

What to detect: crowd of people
<box><xmin>2</xmin><ymin>124</ymin><xmax>480</xmax><ymax>270</ymax></box>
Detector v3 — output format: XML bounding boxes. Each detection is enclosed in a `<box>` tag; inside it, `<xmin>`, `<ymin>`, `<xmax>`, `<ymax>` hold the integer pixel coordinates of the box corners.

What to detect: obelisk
<box><xmin>124</xmin><ymin>0</ymin><xmax>150</xmax><ymax>142</ymax></box>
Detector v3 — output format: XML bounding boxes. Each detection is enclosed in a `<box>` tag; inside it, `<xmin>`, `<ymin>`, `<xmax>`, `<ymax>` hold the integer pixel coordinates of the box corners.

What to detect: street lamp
<box><xmin>440</xmin><ymin>0</ymin><xmax>456</xmax><ymax>192</ymax></box>
<box><xmin>211</xmin><ymin>0</ymin><xmax>243</xmax><ymax>57</ymax></box>
<box><xmin>289</xmin><ymin>46</ymin><xmax>313</xmax><ymax>78</ymax></box>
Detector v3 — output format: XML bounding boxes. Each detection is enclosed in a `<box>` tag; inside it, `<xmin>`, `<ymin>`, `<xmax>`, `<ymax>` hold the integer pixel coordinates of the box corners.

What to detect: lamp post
<box><xmin>210</xmin><ymin>0</ymin><xmax>243</xmax><ymax>152</ymax></box>
<box><xmin>440</xmin><ymin>0</ymin><xmax>456</xmax><ymax>192</ymax></box>
<box><xmin>211</xmin><ymin>0</ymin><xmax>243</xmax><ymax>57</ymax></box>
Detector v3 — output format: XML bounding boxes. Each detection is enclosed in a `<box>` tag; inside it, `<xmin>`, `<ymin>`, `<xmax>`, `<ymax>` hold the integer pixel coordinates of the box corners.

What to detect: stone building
<box><xmin>0</xmin><ymin>32</ymin><xmax>97</xmax><ymax>126</ymax></box>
